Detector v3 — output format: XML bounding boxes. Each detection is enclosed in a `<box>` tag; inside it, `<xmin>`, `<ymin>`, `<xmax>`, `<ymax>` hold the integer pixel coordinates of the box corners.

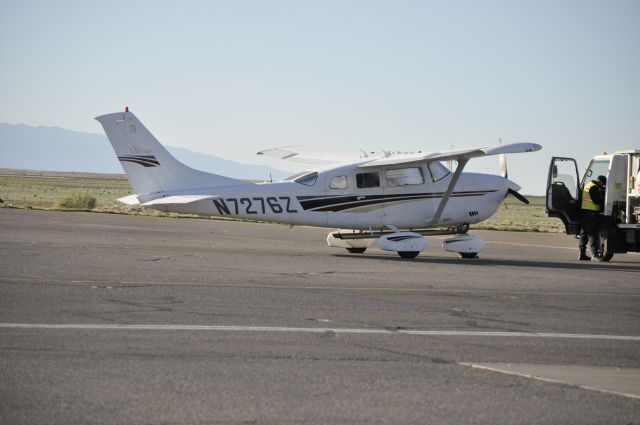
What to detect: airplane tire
<box><xmin>398</xmin><ymin>251</ymin><xmax>420</xmax><ymax>259</ymax></box>
<box><xmin>346</xmin><ymin>247</ymin><xmax>367</xmax><ymax>254</ymax></box>
<box><xmin>459</xmin><ymin>252</ymin><xmax>478</xmax><ymax>259</ymax></box>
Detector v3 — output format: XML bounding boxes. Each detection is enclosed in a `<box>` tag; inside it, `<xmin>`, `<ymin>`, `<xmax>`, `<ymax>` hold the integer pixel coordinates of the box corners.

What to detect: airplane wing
<box><xmin>257</xmin><ymin>146</ymin><xmax>366</xmax><ymax>165</ymax></box>
<box><xmin>358</xmin><ymin>143</ymin><xmax>541</xmax><ymax>168</ymax></box>
<box><xmin>118</xmin><ymin>194</ymin><xmax>220</xmax><ymax>207</ymax></box>
<box><xmin>259</xmin><ymin>142</ymin><xmax>541</xmax><ymax>168</ymax></box>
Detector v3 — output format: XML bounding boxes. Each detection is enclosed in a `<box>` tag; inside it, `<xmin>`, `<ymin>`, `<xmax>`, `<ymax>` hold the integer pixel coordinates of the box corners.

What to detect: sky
<box><xmin>1</xmin><ymin>0</ymin><xmax>639</xmax><ymax>195</ymax></box>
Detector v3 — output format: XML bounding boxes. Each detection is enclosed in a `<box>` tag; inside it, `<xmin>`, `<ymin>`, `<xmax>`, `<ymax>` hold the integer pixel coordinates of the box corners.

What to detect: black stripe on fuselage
<box><xmin>296</xmin><ymin>191</ymin><xmax>497</xmax><ymax>212</ymax></box>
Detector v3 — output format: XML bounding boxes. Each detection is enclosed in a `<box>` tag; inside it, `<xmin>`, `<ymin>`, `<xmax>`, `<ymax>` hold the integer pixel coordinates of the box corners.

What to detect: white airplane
<box><xmin>96</xmin><ymin>109</ymin><xmax>541</xmax><ymax>259</ymax></box>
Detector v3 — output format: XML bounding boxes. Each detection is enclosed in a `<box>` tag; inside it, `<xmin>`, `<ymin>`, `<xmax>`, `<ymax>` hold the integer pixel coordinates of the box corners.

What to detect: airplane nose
<box><xmin>506</xmin><ymin>178</ymin><xmax>521</xmax><ymax>193</ymax></box>
<box><xmin>504</xmin><ymin>178</ymin><xmax>530</xmax><ymax>204</ymax></box>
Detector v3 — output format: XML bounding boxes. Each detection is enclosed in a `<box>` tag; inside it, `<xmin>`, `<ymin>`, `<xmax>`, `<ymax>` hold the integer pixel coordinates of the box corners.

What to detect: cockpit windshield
<box><xmin>284</xmin><ymin>171</ymin><xmax>310</xmax><ymax>181</ymax></box>
<box><xmin>427</xmin><ymin>161</ymin><xmax>451</xmax><ymax>182</ymax></box>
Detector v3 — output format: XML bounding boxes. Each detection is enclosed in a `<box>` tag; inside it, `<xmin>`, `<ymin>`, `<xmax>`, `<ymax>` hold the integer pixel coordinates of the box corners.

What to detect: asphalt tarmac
<box><xmin>1</xmin><ymin>208</ymin><xmax>639</xmax><ymax>424</ymax></box>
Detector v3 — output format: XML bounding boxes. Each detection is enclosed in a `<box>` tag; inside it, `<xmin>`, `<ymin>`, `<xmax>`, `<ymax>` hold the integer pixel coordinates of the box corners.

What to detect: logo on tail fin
<box><xmin>117</xmin><ymin>155</ymin><xmax>160</xmax><ymax>167</ymax></box>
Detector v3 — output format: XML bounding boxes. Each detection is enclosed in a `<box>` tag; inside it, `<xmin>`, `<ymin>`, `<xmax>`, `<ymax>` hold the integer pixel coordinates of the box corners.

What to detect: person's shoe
<box><xmin>579</xmin><ymin>253</ymin><xmax>591</xmax><ymax>261</ymax></box>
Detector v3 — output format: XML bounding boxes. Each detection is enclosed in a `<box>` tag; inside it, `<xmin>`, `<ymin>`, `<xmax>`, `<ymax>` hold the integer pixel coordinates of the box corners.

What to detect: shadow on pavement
<box><xmin>332</xmin><ymin>253</ymin><xmax>640</xmax><ymax>273</ymax></box>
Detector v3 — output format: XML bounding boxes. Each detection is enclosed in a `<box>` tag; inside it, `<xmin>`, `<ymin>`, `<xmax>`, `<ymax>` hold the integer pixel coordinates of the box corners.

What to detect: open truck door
<box><xmin>546</xmin><ymin>157</ymin><xmax>581</xmax><ymax>235</ymax></box>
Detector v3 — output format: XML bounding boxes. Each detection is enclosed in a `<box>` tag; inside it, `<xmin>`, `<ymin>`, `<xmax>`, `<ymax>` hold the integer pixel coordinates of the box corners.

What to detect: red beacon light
<box><xmin>125</xmin><ymin>106</ymin><xmax>129</xmax><ymax>112</ymax></box>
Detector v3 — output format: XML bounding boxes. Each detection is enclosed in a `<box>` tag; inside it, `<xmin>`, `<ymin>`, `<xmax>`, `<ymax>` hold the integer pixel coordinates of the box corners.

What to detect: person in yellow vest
<box><xmin>578</xmin><ymin>175</ymin><xmax>607</xmax><ymax>260</ymax></box>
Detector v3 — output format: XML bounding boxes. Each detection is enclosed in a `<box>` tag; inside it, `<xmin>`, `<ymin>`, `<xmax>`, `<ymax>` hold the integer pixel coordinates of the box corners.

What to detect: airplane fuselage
<box><xmin>153</xmin><ymin>169</ymin><xmax>508</xmax><ymax>230</ymax></box>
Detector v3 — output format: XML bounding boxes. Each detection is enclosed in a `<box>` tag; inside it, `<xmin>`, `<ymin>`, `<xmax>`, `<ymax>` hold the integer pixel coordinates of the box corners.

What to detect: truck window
<box><xmin>551</xmin><ymin>162</ymin><xmax>578</xmax><ymax>199</ymax></box>
<box><xmin>356</xmin><ymin>172</ymin><xmax>380</xmax><ymax>188</ymax></box>
<box><xmin>582</xmin><ymin>159</ymin><xmax>610</xmax><ymax>187</ymax></box>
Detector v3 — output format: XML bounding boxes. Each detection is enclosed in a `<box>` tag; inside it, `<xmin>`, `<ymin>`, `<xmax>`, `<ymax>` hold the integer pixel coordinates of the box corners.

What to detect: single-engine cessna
<box><xmin>96</xmin><ymin>109</ymin><xmax>541</xmax><ymax>259</ymax></box>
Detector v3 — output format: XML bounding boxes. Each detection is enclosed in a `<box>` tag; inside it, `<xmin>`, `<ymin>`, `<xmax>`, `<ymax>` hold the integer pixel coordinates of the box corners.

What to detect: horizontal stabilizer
<box><xmin>141</xmin><ymin>194</ymin><xmax>220</xmax><ymax>206</ymax></box>
<box><xmin>117</xmin><ymin>195</ymin><xmax>141</xmax><ymax>205</ymax></box>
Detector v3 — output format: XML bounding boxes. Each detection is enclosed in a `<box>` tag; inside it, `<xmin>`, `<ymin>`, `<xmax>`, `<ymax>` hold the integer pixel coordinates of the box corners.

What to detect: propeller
<box><xmin>499</xmin><ymin>140</ymin><xmax>529</xmax><ymax>205</ymax></box>
<box><xmin>507</xmin><ymin>187</ymin><xmax>530</xmax><ymax>204</ymax></box>
<box><xmin>499</xmin><ymin>153</ymin><xmax>507</xmax><ymax>178</ymax></box>
<box><xmin>499</xmin><ymin>138</ymin><xmax>508</xmax><ymax>178</ymax></box>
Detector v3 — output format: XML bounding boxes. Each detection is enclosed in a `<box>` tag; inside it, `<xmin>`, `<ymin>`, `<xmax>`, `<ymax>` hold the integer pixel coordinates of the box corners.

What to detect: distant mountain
<box><xmin>0</xmin><ymin>123</ymin><xmax>289</xmax><ymax>180</ymax></box>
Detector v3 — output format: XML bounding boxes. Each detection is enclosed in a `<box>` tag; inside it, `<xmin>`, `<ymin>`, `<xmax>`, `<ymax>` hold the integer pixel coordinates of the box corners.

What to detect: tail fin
<box><xmin>95</xmin><ymin>110</ymin><xmax>247</xmax><ymax>195</ymax></box>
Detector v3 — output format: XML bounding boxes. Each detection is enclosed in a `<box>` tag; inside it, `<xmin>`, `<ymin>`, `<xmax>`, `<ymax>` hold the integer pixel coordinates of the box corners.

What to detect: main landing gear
<box><xmin>327</xmin><ymin>226</ymin><xmax>485</xmax><ymax>260</ymax></box>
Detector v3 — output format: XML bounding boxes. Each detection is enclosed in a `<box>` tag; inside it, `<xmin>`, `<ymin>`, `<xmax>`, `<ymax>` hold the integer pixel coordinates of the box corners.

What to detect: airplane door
<box><xmin>605</xmin><ymin>154</ymin><xmax>628</xmax><ymax>216</ymax></box>
<box><xmin>354</xmin><ymin>170</ymin><xmax>385</xmax><ymax>227</ymax></box>
<box><xmin>546</xmin><ymin>157</ymin><xmax>580</xmax><ymax>234</ymax></box>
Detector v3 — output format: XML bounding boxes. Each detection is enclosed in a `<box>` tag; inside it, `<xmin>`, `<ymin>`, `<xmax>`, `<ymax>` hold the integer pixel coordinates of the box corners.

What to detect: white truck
<box><xmin>546</xmin><ymin>150</ymin><xmax>640</xmax><ymax>261</ymax></box>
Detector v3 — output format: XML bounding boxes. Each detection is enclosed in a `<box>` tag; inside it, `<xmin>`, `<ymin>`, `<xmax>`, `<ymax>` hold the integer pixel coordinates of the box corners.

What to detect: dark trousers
<box><xmin>579</xmin><ymin>212</ymin><xmax>600</xmax><ymax>253</ymax></box>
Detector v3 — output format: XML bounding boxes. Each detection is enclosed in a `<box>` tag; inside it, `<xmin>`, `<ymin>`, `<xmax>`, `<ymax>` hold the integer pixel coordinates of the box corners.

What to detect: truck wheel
<box><xmin>346</xmin><ymin>247</ymin><xmax>367</xmax><ymax>254</ymax></box>
<box><xmin>591</xmin><ymin>226</ymin><xmax>615</xmax><ymax>262</ymax></box>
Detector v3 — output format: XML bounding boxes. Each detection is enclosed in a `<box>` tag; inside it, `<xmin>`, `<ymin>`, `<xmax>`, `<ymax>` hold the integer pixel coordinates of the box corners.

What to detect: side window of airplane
<box><xmin>294</xmin><ymin>172</ymin><xmax>318</xmax><ymax>186</ymax></box>
<box><xmin>329</xmin><ymin>175</ymin><xmax>348</xmax><ymax>189</ymax></box>
<box><xmin>385</xmin><ymin>167</ymin><xmax>424</xmax><ymax>187</ymax></box>
<box><xmin>356</xmin><ymin>172</ymin><xmax>380</xmax><ymax>188</ymax></box>
<box><xmin>427</xmin><ymin>162</ymin><xmax>451</xmax><ymax>182</ymax></box>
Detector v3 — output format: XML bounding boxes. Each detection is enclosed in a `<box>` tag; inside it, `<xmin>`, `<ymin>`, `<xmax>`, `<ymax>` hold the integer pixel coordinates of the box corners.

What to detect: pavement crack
<box><xmin>341</xmin><ymin>340</ymin><xmax>454</xmax><ymax>364</ymax></box>
<box><xmin>448</xmin><ymin>309</ymin><xmax>531</xmax><ymax>329</ymax></box>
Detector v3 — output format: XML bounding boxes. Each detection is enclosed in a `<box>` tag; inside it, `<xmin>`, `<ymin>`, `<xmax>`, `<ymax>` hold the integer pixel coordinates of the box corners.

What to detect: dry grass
<box><xmin>0</xmin><ymin>172</ymin><xmax>133</xmax><ymax>213</ymax></box>
<box><xmin>57</xmin><ymin>192</ymin><xmax>97</xmax><ymax>210</ymax></box>
<box><xmin>0</xmin><ymin>170</ymin><xmax>563</xmax><ymax>232</ymax></box>
<box><xmin>475</xmin><ymin>196</ymin><xmax>565</xmax><ymax>233</ymax></box>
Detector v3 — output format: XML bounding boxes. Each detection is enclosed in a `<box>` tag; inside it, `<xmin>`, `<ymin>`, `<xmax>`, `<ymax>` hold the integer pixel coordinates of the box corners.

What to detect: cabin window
<box><xmin>294</xmin><ymin>172</ymin><xmax>318</xmax><ymax>186</ymax></box>
<box><xmin>428</xmin><ymin>162</ymin><xmax>450</xmax><ymax>182</ymax></box>
<box><xmin>385</xmin><ymin>167</ymin><xmax>424</xmax><ymax>187</ymax></box>
<box><xmin>284</xmin><ymin>171</ymin><xmax>310</xmax><ymax>181</ymax></box>
<box><xmin>356</xmin><ymin>172</ymin><xmax>380</xmax><ymax>188</ymax></box>
<box><xmin>329</xmin><ymin>175</ymin><xmax>347</xmax><ymax>189</ymax></box>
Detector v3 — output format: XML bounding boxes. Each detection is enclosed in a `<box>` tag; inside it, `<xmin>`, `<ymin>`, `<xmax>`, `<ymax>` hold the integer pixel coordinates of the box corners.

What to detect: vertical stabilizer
<box><xmin>95</xmin><ymin>110</ymin><xmax>248</xmax><ymax>195</ymax></box>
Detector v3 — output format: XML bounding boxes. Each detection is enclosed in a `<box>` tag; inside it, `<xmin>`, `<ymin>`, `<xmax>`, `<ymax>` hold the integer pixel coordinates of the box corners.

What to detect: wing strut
<box><xmin>426</xmin><ymin>158</ymin><xmax>469</xmax><ymax>227</ymax></box>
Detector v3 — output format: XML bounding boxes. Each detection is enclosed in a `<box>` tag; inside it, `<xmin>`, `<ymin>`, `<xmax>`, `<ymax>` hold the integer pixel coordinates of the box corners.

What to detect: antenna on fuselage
<box><xmin>364</xmin><ymin>141</ymin><xmax>391</xmax><ymax>158</ymax></box>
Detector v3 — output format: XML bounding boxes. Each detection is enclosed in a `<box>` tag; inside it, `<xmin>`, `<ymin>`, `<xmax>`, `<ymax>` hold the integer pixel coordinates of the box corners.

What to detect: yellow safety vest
<box><xmin>581</xmin><ymin>181</ymin><xmax>600</xmax><ymax>211</ymax></box>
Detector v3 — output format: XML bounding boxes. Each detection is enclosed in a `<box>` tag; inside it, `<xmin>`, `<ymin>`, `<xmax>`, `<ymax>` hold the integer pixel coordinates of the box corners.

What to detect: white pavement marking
<box><xmin>1</xmin><ymin>323</ymin><xmax>640</xmax><ymax>341</ymax></box>
<box><xmin>461</xmin><ymin>363</ymin><xmax>640</xmax><ymax>400</ymax></box>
